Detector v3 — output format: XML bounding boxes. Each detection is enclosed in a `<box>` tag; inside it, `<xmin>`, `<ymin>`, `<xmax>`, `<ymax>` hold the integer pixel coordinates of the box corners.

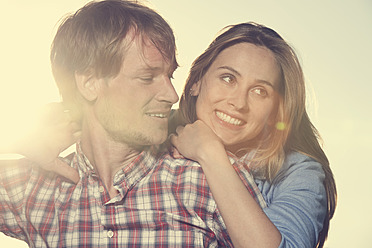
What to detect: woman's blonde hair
<box><xmin>178</xmin><ymin>22</ymin><xmax>336</xmax><ymax>248</ymax></box>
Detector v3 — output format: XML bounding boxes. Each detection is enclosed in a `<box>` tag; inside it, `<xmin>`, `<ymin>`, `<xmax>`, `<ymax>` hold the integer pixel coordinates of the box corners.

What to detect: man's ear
<box><xmin>190</xmin><ymin>80</ymin><xmax>201</xmax><ymax>96</ymax></box>
<box><xmin>74</xmin><ymin>72</ymin><xmax>99</xmax><ymax>102</ymax></box>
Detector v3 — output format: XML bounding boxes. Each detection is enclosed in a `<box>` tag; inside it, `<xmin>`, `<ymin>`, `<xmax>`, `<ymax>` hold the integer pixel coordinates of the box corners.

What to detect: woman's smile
<box><xmin>215</xmin><ymin>111</ymin><xmax>245</xmax><ymax>126</ymax></box>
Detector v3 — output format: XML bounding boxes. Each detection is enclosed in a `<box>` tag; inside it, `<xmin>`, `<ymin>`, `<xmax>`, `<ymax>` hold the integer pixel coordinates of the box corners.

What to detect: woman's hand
<box><xmin>170</xmin><ymin>120</ymin><xmax>225</xmax><ymax>163</ymax></box>
<box><xmin>17</xmin><ymin>102</ymin><xmax>81</xmax><ymax>183</ymax></box>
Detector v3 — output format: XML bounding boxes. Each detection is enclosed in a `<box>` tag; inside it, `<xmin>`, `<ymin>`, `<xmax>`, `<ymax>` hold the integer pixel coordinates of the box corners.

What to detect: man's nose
<box><xmin>159</xmin><ymin>76</ymin><xmax>179</xmax><ymax>104</ymax></box>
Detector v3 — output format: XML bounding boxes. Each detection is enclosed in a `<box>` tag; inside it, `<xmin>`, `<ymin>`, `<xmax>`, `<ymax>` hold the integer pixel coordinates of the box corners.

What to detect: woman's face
<box><xmin>193</xmin><ymin>42</ymin><xmax>281</xmax><ymax>153</ymax></box>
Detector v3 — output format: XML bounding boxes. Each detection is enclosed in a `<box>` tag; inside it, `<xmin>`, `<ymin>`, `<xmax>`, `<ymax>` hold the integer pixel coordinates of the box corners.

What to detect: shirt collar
<box><xmin>112</xmin><ymin>146</ymin><xmax>159</xmax><ymax>187</ymax></box>
<box><xmin>73</xmin><ymin>142</ymin><xmax>159</xmax><ymax>187</ymax></box>
<box><xmin>74</xmin><ymin>142</ymin><xmax>95</xmax><ymax>177</ymax></box>
<box><xmin>226</xmin><ymin>150</ymin><xmax>257</xmax><ymax>170</ymax></box>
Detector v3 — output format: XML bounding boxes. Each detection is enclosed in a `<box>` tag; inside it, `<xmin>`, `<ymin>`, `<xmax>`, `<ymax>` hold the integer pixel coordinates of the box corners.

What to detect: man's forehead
<box><xmin>123</xmin><ymin>36</ymin><xmax>176</xmax><ymax>73</ymax></box>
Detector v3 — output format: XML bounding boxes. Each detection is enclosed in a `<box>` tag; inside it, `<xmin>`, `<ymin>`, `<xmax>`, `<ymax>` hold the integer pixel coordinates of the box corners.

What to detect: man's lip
<box><xmin>145</xmin><ymin>110</ymin><xmax>171</xmax><ymax>118</ymax></box>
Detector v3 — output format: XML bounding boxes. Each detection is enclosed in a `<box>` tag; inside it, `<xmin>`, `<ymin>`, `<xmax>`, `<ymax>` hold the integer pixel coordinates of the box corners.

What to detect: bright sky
<box><xmin>1</xmin><ymin>0</ymin><xmax>371</xmax><ymax>247</ymax></box>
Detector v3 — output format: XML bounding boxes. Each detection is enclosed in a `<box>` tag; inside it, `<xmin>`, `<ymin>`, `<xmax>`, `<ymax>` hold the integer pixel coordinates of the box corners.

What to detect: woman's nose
<box><xmin>227</xmin><ymin>88</ymin><xmax>249</xmax><ymax>110</ymax></box>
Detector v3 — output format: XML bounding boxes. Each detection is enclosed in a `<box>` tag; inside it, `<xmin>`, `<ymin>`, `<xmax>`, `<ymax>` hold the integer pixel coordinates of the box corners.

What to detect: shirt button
<box><xmin>107</xmin><ymin>229</ymin><xmax>114</xmax><ymax>238</ymax></box>
<box><xmin>99</xmin><ymin>186</ymin><xmax>105</xmax><ymax>193</ymax></box>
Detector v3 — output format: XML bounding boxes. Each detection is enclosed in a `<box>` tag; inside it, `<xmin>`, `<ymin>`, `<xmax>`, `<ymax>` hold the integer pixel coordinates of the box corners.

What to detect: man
<box><xmin>0</xmin><ymin>1</ymin><xmax>261</xmax><ymax>247</ymax></box>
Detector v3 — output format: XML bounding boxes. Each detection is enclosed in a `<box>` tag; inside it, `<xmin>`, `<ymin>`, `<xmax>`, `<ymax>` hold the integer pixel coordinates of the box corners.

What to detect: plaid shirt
<box><xmin>0</xmin><ymin>143</ymin><xmax>265</xmax><ymax>247</ymax></box>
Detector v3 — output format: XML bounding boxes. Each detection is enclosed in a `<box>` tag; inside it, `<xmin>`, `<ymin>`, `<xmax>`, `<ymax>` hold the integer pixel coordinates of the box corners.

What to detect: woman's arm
<box><xmin>0</xmin><ymin>103</ymin><xmax>80</xmax><ymax>183</ymax></box>
<box><xmin>170</xmin><ymin>120</ymin><xmax>281</xmax><ymax>248</ymax></box>
<box><xmin>258</xmin><ymin>153</ymin><xmax>327</xmax><ymax>247</ymax></box>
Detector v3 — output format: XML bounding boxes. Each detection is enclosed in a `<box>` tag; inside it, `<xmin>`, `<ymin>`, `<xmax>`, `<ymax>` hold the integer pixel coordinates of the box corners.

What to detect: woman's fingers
<box><xmin>175</xmin><ymin>125</ymin><xmax>184</xmax><ymax>134</ymax></box>
<box><xmin>48</xmin><ymin>158</ymin><xmax>80</xmax><ymax>184</ymax></box>
<box><xmin>169</xmin><ymin>133</ymin><xmax>177</xmax><ymax>146</ymax></box>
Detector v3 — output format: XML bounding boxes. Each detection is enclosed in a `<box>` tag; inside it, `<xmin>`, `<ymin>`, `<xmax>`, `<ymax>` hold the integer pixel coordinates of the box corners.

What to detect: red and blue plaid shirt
<box><xmin>0</xmin><ymin>143</ymin><xmax>265</xmax><ymax>247</ymax></box>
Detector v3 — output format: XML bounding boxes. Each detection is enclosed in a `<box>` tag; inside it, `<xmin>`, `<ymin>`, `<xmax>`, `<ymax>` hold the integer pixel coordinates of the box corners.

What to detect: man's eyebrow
<box><xmin>217</xmin><ymin>66</ymin><xmax>275</xmax><ymax>88</ymax></box>
<box><xmin>136</xmin><ymin>66</ymin><xmax>160</xmax><ymax>73</ymax></box>
<box><xmin>136</xmin><ymin>64</ymin><xmax>177</xmax><ymax>76</ymax></box>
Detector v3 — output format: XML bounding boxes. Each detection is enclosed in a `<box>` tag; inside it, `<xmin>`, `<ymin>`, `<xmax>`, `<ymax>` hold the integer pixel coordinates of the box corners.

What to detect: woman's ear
<box><xmin>190</xmin><ymin>80</ymin><xmax>201</xmax><ymax>96</ymax></box>
<box><xmin>74</xmin><ymin>72</ymin><xmax>99</xmax><ymax>102</ymax></box>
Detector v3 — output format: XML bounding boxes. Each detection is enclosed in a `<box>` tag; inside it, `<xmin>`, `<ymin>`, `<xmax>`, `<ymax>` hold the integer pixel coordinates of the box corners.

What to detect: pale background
<box><xmin>0</xmin><ymin>0</ymin><xmax>371</xmax><ymax>247</ymax></box>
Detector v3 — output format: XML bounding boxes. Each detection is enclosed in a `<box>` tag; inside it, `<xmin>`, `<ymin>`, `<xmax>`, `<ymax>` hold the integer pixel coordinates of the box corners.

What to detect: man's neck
<box><xmin>80</xmin><ymin>119</ymin><xmax>142</xmax><ymax>198</ymax></box>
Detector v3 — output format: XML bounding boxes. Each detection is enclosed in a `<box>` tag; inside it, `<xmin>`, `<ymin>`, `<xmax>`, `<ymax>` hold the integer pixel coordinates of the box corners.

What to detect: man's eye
<box><xmin>251</xmin><ymin>88</ymin><xmax>268</xmax><ymax>97</ymax></box>
<box><xmin>140</xmin><ymin>77</ymin><xmax>154</xmax><ymax>82</ymax></box>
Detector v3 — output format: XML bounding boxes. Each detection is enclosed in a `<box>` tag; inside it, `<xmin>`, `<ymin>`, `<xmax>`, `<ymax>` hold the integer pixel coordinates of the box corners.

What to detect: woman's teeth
<box><xmin>216</xmin><ymin>111</ymin><xmax>243</xmax><ymax>126</ymax></box>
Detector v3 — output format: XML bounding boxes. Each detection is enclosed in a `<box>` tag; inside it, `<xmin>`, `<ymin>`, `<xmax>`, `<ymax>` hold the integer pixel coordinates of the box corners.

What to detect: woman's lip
<box><xmin>214</xmin><ymin>110</ymin><xmax>246</xmax><ymax>127</ymax></box>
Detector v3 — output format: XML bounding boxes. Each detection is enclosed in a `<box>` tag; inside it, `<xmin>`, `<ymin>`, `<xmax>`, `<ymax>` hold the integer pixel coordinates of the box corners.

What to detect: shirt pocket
<box><xmin>106</xmin><ymin>208</ymin><xmax>217</xmax><ymax>247</ymax></box>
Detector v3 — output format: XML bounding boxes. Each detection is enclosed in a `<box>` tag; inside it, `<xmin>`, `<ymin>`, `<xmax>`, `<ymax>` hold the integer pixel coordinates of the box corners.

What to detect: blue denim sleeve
<box><xmin>257</xmin><ymin>152</ymin><xmax>327</xmax><ymax>248</ymax></box>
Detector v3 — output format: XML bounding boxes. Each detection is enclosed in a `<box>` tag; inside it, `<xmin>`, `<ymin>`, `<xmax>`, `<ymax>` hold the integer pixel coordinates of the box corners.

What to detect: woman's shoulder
<box><xmin>284</xmin><ymin>150</ymin><xmax>320</xmax><ymax>167</ymax></box>
<box><xmin>278</xmin><ymin>151</ymin><xmax>324</xmax><ymax>177</ymax></box>
<box><xmin>269</xmin><ymin>151</ymin><xmax>326</xmax><ymax>194</ymax></box>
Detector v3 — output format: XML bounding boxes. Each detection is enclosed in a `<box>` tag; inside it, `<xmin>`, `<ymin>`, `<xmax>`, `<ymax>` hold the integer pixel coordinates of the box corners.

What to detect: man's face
<box><xmin>94</xmin><ymin>38</ymin><xmax>179</xmax><ymax>148</ymax></box>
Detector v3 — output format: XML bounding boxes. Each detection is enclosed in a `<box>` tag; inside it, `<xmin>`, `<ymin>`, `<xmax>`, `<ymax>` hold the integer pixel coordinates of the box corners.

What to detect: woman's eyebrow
<box><xmin>256</xmin><ymin>79</ymin><xmax>275</xmax><ymax>88</ymax></box>
<box><xmin>218</xmin><ymin>66</ymin><xmax>275</xmax><ymax>88</ymax></box>
<box><xmin>217</xmin><ymin>66</ymin><xmax>241</xmax><ymax>76</ymax></box>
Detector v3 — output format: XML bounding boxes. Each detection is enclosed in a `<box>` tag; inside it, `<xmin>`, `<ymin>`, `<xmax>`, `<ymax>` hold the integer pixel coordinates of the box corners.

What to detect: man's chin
<box><xmin>130</xmin><ymin>133</ymin><xmax>168</xmax><ymax>147</ymax></box>
<box><xmin>151</xmin><ymin>135</ymin><xmax>167</xmax><ymax>146</ymax></box>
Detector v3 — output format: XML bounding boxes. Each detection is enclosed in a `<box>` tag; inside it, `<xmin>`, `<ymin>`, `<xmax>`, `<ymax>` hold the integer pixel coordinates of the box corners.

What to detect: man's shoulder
<box><xmin>157</xmin><ymin>150</ymin><xmax>201</xmax><ymax>168</ymax></box>
<box><xmin>0</xmin><ymin>158</ymin><xmax>34</xmax><ymax>183</ymax></box>
<box><xmin>147</xmin><ymin>150</ymin><xmax>205</xmax><ymax>182</ymax></box>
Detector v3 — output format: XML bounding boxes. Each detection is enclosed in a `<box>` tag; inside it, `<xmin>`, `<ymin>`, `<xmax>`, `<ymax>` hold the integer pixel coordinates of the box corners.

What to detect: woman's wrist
<box><xmin>197</xmin><ymin>141</ymin><xmax>228</xmax><ymax>168</ymax></box>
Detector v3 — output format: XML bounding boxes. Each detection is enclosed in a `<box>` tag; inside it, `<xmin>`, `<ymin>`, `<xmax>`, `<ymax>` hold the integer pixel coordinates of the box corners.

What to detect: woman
<box><xmin>170</xmin><ymin>22</ymin><xmax>336</xmax><ymax>247</ymax></box>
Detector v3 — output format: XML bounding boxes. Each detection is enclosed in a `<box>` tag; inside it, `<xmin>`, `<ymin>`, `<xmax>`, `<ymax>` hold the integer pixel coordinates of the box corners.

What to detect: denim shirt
<box><xmin>254</xmin><ymin>152</ymin><xmax>327</xmax><ymax>248</ymax></box>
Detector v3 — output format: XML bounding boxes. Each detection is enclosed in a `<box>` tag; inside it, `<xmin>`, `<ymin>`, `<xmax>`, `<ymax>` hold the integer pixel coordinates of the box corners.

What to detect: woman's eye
<box><xmin>221</xmin><ymin>75</ymin><xmax>234</xmax><ymax>84</ymax></box>
<box><xmin>251</xmin><ymin>88</ymin><xmax>268</xmax><ymax>97</ymax></box>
